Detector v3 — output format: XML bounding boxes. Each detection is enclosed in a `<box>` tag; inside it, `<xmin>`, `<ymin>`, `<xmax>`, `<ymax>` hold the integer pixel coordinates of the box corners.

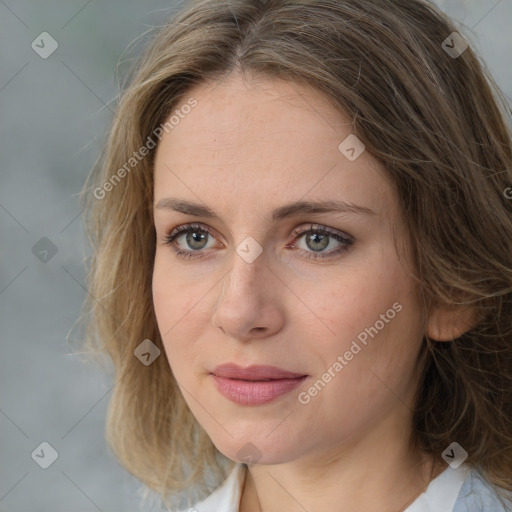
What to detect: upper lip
<box><xmin>212</xmin><ymin>363</ymin><xmax>306</xmax><ymax>381</ymax></box>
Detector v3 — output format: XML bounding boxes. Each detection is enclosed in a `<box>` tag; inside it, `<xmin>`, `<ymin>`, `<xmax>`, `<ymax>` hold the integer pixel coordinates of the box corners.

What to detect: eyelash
<box><xmin>161</xmin><ymin>223</ymin><xmax>354</xmax><ymax>261</ymax></box>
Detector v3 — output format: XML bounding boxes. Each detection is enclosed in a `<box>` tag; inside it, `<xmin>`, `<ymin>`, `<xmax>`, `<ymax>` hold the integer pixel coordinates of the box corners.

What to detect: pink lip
<box><xmin>211</xmin><ymin>364</ymin><xmax>308</xmax><ymax>405</ymax></box>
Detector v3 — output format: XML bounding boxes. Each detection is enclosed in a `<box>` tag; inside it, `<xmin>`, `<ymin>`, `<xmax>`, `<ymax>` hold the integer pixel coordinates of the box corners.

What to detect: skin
<box><xmin>152</xmin><ymin>71</ymin><xmax>471</xmax><ymax>512</ymax></box>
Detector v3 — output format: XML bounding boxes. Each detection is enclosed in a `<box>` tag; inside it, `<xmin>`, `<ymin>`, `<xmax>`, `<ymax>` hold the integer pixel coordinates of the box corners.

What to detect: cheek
<box><xmin>152</xmin><ymin>262</ymin><xmax>174</xmax><ymax>332</ymax></box>
<box><xmin>308</xmin><ymin>252</ymin><xmax>423</xmax><ymax>374</ymax></box>
<box><xmin>311</xmin><ymin>261</ymin><xmax>408</xmax><ymax>342</ymax></box>
<box><xmin>152</xmin><ymin>262</ymin><xmax>186</xmax><ymax>365</ymax></box>
<box><xmin>297</xmin><ymin>287</ymin><xmax>422</xmax><ymax>442</ymax></box>
<box><xmin>152</xmin><ymin>253</ymin><xmax>192</xmax><ymax>330</ymax></box>
<box><xmin>317</xmin><ymin>280</ymin><xmax>422</xmax><ymax>410</ymax></box>
<box><xmin>152</xmin><ymin>260</ymin><xmax>209</xmax><ymax>374</ymax></box>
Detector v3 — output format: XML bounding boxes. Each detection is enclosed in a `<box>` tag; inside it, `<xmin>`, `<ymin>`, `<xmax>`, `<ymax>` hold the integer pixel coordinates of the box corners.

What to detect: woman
<box><xmin>80</xmin><ymin>0</ymin><xmax>512</xmax><ymax>510</ymax></box>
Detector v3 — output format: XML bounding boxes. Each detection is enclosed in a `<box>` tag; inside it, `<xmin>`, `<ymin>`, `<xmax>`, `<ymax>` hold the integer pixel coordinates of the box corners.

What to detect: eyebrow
<box><xmin>154</xmin><ymin>197</ymin><xmax>377</xmax><ymax>221</ymax></box>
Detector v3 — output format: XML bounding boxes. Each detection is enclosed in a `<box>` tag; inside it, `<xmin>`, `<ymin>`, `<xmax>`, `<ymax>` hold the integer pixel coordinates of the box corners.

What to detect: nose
<box><xmin>211</xmin><ymin>246</ymin><xmax>285</xmax><ymax>342</ymax></box>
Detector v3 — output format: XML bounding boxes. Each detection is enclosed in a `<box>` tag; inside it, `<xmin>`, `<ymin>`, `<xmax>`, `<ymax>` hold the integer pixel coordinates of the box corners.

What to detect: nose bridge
<box><xmin>211</xmin><ymin>241</ymin><xmax>280</xmax><ymax>338</ymax></box>
<box><xmin>219</xmin><ymin>243</ymin><xmax>267</xmax><ymax>306</ymax></box>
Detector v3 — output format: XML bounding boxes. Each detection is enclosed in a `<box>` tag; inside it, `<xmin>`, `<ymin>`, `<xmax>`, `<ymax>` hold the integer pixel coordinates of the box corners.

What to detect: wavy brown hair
<box><xmin>77</xmin><ymin>0</ymin><xmax>512</xmax><ymax>508</ymax></box>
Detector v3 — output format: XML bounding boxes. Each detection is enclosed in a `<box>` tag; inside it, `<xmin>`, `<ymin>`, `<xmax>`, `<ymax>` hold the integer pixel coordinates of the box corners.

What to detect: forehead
<box><xmin>153</xmin><ymin>72</ymin><xmax>394</xmax><ymax>223</ymax></box>
<box><xmin>157</xmin><ymin>72</ymin><xmax>351</xmax><ymax>158</ymax></box>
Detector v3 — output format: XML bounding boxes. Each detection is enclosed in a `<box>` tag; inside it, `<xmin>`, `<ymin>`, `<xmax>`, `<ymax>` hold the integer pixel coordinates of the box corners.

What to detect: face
<box><xmin>152</xmin><ymin>71</ymin><xmax>426</xmax><ymax>466</ymax></box>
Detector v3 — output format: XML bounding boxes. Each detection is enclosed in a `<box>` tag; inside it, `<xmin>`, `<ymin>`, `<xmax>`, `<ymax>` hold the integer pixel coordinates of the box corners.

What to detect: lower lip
<box><xmin>212</xmin><ymin>375</ymin><xmax>308</xmax><ymax>405</ymax></box>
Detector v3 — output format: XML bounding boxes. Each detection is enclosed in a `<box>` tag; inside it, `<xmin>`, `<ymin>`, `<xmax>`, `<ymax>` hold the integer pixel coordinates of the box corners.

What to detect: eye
<box><xmin>161</xmin><ymin>223</ymin><xmax>220</xmax><ymax>260</ymax></box>
<box><xmin>161</xmin><ymin>222</ymin><xmax>353</xmax><ymax>261</ymax></box>
<box><xmin>288</xmin><ymin>223</ymin><xmax>353</xmax><ymax>260</ymax></box>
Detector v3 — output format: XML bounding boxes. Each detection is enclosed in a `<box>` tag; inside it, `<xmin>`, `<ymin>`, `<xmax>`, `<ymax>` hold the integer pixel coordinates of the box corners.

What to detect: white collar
<box><xmin>191</xmin><ymin>463</ymin><xmax>246</xmax><ymax>512</ymax></box>
<box><xmin>189</xmin><ymin>462</ymin><xmax>470</xmax><ymax>512</ymax></box>
<box><xmin>404</xmin><ymin>463</ymin><xmax>470</xmax><ymax>512</ymax></box>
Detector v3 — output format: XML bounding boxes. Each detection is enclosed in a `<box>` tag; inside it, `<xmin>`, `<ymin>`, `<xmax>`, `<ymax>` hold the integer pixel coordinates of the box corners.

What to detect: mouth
<box><xmin>211</xmin><ymin>363</ymin><xmax>307</xmax><ymax>380</ymax></box>
<box><xmin>210</xmin><ymin>364</ymin><xmax>309</xmax><ymax>405</ymax></box>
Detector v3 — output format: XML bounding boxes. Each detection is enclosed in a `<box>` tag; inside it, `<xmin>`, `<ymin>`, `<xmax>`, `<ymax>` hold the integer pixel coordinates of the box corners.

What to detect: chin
<box><xmin>211</xmin><ymin>430</ymin><xmax>304</xmax><ymax>466</ymax></box>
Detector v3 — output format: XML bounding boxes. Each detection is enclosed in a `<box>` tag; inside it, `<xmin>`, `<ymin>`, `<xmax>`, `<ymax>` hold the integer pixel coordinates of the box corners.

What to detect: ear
<box><xmin>426</xmin><ymin>304</ymin><xmax>478</xmax><ymax>342</ymax></box>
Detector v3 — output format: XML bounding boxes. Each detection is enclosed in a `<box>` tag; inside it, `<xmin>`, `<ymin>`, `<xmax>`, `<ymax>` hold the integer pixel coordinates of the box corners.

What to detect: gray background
<box><xmin>1</xmin><ymin>1</ymin><xmax>511</xmax><ymax>511</ymax></box>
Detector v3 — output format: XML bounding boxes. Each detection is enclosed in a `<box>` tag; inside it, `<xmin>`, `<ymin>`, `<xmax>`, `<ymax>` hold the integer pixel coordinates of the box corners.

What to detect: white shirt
<box><xmin>183</xmin><ymin>462</ymin><xmax>495</xmax><ymax>512</ymax></box>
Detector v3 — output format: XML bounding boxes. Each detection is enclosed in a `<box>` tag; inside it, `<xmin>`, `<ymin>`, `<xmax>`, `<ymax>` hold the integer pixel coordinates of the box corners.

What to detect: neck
<box><xmin>239</xmin><ymin>431</ymin><xmax>445</xmax><ymax>512</ymax></box>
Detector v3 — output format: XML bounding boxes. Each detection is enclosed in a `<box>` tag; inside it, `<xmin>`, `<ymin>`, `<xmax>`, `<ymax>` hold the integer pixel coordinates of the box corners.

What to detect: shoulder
<box><xmin>453</xmin><ymin>467</ymin><xmax>512</xmax><ymax>512</ymax></box>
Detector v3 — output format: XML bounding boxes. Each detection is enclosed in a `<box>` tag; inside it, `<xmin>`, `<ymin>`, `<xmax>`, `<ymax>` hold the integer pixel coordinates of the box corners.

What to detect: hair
<box><xmin>76</xmin><ymin>0</ymin><xmax>512</xmax><ymax>508</ymax></box>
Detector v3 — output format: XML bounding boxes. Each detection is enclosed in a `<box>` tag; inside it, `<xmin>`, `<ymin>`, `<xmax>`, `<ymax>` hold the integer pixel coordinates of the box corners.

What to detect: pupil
<box><xmin>307</xmin><ymin>232</ymin><xmax>329</xmax><ymax>252</ymax></box>
<box><xmin>187</xmin><ymin>230</ymin><xmax>207</xmax><ymax>250</ymax></box>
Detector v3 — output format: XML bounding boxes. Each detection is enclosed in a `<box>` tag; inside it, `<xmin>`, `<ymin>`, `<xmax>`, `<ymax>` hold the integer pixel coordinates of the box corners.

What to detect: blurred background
<box><xmin>1</xmin><ymin>0</ymin><xmax>511</xmax><ymax>510</ymax></box>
